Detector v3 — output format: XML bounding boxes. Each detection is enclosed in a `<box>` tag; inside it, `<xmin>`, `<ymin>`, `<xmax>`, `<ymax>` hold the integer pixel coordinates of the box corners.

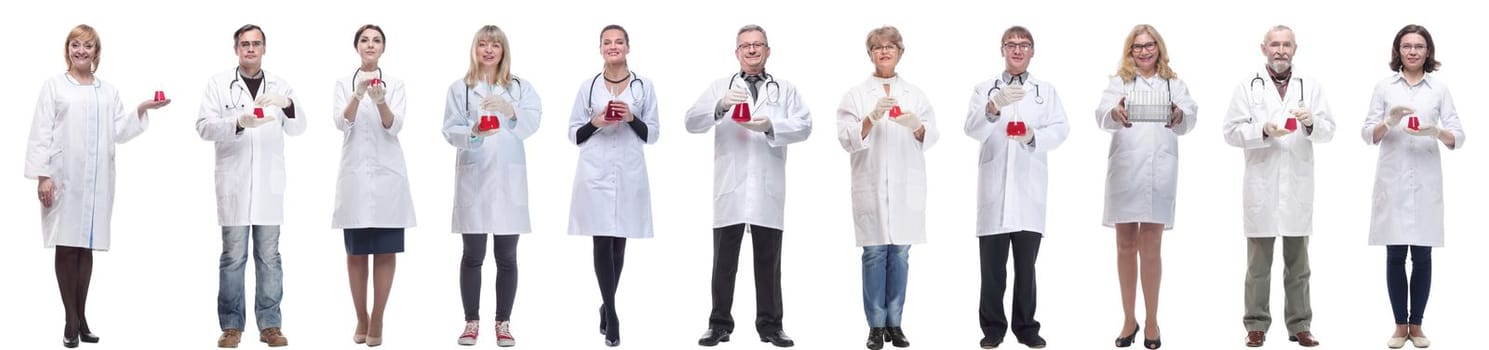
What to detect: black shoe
<box><xmin>63</xmin><ymin>336</ymin><xmax>80</xmax><ymax>348</ymax></box>
<box><xmin>698</xmin><ymin>328</ymin><xmax>732</xmax><ymax>346</ymax></box>
<box><xmin>1143</xmin><ymin>337</ymin><xmax>1162</xmax><ymax>349</ymax></box>
<box><xmin>79</xmin><ymin>332</ymin><xmax>100</xmax><ymax>344</ymax></box>
<box><xmin>978</xmin><ymin>336</ymin><xmax>1002</xmax><ymax>349</ymax></box>
<box><xmin>886</xmin><ymin>327</ymin><xmax>910</xmax><ymax>348</ymax></box>
<box><xmin>760</xmin><ymin>329</ymin><xmax>794</xmax><ymax>348</ymax></box>
<box><xmin>1018</xmin><ymin>334</ymin><xmax>1047</xmax><ymax>349</ymax></box>
<box><xmin>1116</xmin><ymin>324</ymin><xmax>1140</xmax><ymax>348</ymax></box>
<box><xmin>866</xmin><ymin>328</ymin><xmax>886</xmax><ymax>350</ymax></box>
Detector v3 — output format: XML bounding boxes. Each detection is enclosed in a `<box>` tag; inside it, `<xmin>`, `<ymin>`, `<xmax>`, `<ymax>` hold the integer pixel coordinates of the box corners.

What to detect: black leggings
<box><xmin>1387</xmin><ymin>245</ymin><xmax>1431</xmax><ymax>325</ymax></box>
<box><xmin>594</xmin><ymin>237</ymin><xmax>627</xmax><ymax>340</ymax></box>
<box><xmin>461</xmin><ymin>235</ymin><xmax>519</xmax><ymax>321</ymax></box>
<box><xmin>55</xmin><ymin>246</ymin><xmax>94</xmax><ymax>338</ymax></box>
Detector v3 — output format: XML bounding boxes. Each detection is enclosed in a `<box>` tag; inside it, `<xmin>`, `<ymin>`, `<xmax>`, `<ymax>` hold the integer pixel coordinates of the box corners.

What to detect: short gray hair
<box><xmin>738</xmin><ymin>24</ymin><xmax>768</xmax><ymax>45</ymax></box>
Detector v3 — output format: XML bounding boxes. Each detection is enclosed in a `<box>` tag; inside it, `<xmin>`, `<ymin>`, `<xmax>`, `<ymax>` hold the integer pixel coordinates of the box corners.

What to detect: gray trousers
<box><xmin>1244</xmin><ymin>237</ymin><xmax>1312</xmax><ymax>333</ymax></box>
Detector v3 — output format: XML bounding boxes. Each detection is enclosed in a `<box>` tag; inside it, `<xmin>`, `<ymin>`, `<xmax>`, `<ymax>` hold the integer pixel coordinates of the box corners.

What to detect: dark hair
<box><xmin>1390</xmin><ymin>24</ymin><xmax>1441</xmax><ymax>73</ymax></box>
<box><xmin>353</xmin><ymin>24</ymin><xmax>385</xmax><ymax>47</ymax></box>
<box><xmin>233</xmin><ymin>24</ymin><xmax>264</xmax><ymax>44</ymax></box>
<box><xmin>601</xmin><ymin>24</ymin><xmax>628</xmax><ymax>43</ymax></box>
<box><xmin>1002</xmin><ymin>25</ymin><xmax>1033</xmax><ymax>46</ymax></box>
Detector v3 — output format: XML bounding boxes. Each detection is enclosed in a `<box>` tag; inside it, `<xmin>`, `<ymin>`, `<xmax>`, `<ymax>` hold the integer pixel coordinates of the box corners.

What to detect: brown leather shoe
<box><xmin>218</xmin><ymin>329</ymin><xmax>242</xmax><ymax>348</ymax></box>
<box><xmin>1246</xmin><ymin>331</ymin><xmax>1265</xmax><ymax>347</ymax></box>
<box><xmin>1289</xmin><ymin>331</ymin><xmax>1320</xmax><ymax>347</ymax></box>
<box><xmin>259</xmin><ymin>328</ymin><xmax>289</xmax><ymax>347</ymax></box>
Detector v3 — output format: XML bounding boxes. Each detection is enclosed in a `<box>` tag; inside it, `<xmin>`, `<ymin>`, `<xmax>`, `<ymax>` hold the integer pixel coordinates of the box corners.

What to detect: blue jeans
<box><xmin>218</xmin><ymin>225</ymin><xmax>283</xmax><ymax>331</ymax></box>
<box><xmin>862</xmin><ymin>245</ymin><xmax>910</xmax><ymax>328</ymax></box>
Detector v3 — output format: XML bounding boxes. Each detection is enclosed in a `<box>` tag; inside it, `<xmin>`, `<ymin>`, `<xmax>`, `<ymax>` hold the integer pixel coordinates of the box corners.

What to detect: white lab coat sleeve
<box><xmin>1027</xmin><ymin>87</ymin><xmax>1069</xmax><ymax>153</ymax></box>
<box><xmin>197</xmin><ymin>81</ymin><xmax>241</xmax><ymax>142</ymax></box>
<box><xmin>1362</xmin><ymin>83</ymin><xmax>1388</xmax><ymax>145</ymax></box>
<box><xmin>111</xmin><ymin>89</ymin><xmax>147</xmax><ymax>144</ymax></box>
<box><xmin>1223</xmin><ymin>83</ymin><xmax>1267</xmax><ymax>149</ymax></box>
<box><xmin>913</xmin><ymin>89</ymin><xmax>940</xmax><ymax>151</ymax></box>
<box><xmin>443</xmin><ymin>83</ymin><xmax>479</xmax><ymax>149</ymax></box>
<box><xmin>506</xmin><ymin>81</ymin><xmax>541</xmax><ymax>141</ymax></box>
<box><xmin>1169</xmin><ymin>79</ymin><xmax>1198</xmax><ymax>135</ymax></box>
<box><xmin>24</xmin><ymin>83</ymin><xmax>57</xmax><ymax>179</ymax></box>
<box><xmin>1438</xmin><ymin>87</ymin><xmax>1464</xmax><ymax>150</ymax></box>
<box><xmin>964</xmin><ymin>84</ymin><xmax>998</xmax><ymax>143</ymax></box>
<box><xmin>568</xmin><ymin>83</ymin><xmax>590</xmax><ymax>145</ymax></box>
<box><xmin>837</xmin><ymin>91</ymin><xmax>871</xmax><ymax>153</ymax></box>
<box><xmin>383</xmin><ymin>80</ymin><xmax>407</xmax><ymax>136</ymax></box>
<box><xmin>765</xmin><ymin>85</ymin><xmax>811</xmax><ymax>147</ymax></box>
<box><xmin>685</xmin><ymin>82</ymin><xmax>724</xmax><ymax>133</ymax></box>
<box><xmin>332</xmin><ymin>80</ymin><xmax>353</xmax><ymax>132</ymax></box>
<box><xmin>1305</xmin><ymin>83</ymin><xmax>1335</xmax><ymax>144</ymax></box>
<box><xmin>638</xmin><ymin>81</ymin><xmax>661</xmax><ymax>144</ymax></box>
<box><xmin>279</xmin><ymin>86</ymin><xmax>307</xmax><ymax>136</ymax></box>
<box><xmin>1095</xmin><ymin>77</ymin><xmax>1126</xmax><ymax>131</ymax></box>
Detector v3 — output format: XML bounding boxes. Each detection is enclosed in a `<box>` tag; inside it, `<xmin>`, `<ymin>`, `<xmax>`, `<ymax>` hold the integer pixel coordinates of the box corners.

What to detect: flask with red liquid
<box><xmin>731</xmin><ymin>102</ymin><xmax>751</xmax><ymax>122</ymax></box>
<box><xmin>253</xmin><ymin>107</ymin><xmax>264</xmax><ymax>119</ymax></box>
<box><xmin>1407</xmin><ymin>115</ymin><xmax>1420</xmax><ymax>131</ymax></box>
<box><xmin>1285</xmin><ymin>117</ymin><xmax>1298</xmax><ymax>131</ymax></box>
<box><xmin>1007</xmin><ymin>120</ymin><xmax>1027</xmax><ymax>137</ymax></box>
<box><xmin>369</xmin><ymin>78</ymin><xmax>381</xmax><ymax>86</ymax></box>
<box><xmin>153</xmin><ymin>83</ymin><xmax>165</xmax><ymax>102</ymax></box>
<box><xmin>479</xmin><ymin>108</ymin><xmax>499</xmax><ymax>131</ymax></box>
<box><xmin>889</xmin><ymin>105</ymin><xmax>903</xmax><ymax>118</ymax></box>
<box><xmin>605</xmin><ymin>101</ymin><xmax>623</xmax><ymax>121</ymax></box>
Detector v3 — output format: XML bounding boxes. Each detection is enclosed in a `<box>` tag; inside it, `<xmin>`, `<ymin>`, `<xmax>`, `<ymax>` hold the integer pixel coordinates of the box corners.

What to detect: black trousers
<box><xmin>979</xmin><ymin>231</ymin><xmax>1042</xmax><ymax>341</ymax></box>
<box><xmin>460</xmin><ymin>234</ymin><xmax>519</xmax><ymax>321</ymax></box>
<box><xmin>708</xmin><ymin>223</ymin><xmax>785</xmax><ymax>334</ymax></box>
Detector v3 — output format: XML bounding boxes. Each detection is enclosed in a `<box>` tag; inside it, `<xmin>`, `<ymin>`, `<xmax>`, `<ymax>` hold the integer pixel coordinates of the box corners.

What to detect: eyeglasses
<box><xmin>1002</xmin><ymin>42</ymin><xmax>1033</xmax><ymax>52</ymax></box>
<box><xmin>737</xmin><ymin>42</ymin><xmax>767</xmax><ymax>50</ymax></box>
<box><xmin>1399</xmin><ymin>44</ymin><xmax>1428</xmax><ymax>52</ymax></box>
<box><xmin>1131</xmin><ymin>41</ymin><xmax>1158</xmax><ymax>52</ymax></box>
<box><xmin>870</xmin><ymin>44</ymin><xmax>899</xmax><ymax>52</ymax></box>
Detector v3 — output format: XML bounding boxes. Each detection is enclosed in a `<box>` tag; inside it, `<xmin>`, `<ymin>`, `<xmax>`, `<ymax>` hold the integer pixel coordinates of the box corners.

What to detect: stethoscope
<box><xmin>350</xmin><ymin>68</ymin><xmax>383</xmax><ymax>94</ymax></box>
<box><xmin>727</xmin><ymin>71</ymin><xmax>781</xmax><ymax>104</ymax></box>
<box><xmin>584</xmin><ymin>71</ymin><xmax>646</xmax><ymax>115</ymax></box>
<box><xmin>222</xmin><ymin>66</ymin><xmax>273</xmax><ymax>110</ymax></box>
<box><xmin>985</xmin><ymin>73</ymin><xmax>1043</xmax><ymax>104</ymax></box>
<box><xmin>461</xmin><ymin>77</ymin><xmax>524</xmax><ymax>115</ymax></box>
<box><xmin>1249</xmin><ymin>72</ymin><xmax>1304</xmax><ymax>107</ymax></box>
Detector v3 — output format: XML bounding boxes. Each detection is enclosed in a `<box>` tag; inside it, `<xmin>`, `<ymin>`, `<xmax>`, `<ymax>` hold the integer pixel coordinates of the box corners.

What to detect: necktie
<box><xmin>744</xmin><ymin>75</ymin><xmax>762</xmax><ymax>101</ymax></box>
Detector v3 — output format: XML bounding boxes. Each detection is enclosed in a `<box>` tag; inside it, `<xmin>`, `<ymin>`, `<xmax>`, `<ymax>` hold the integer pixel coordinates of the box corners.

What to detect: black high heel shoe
<box><xmin>1115</xmin><ymin>324</ymin><xmax>1140</xmax><ymax>348</ymax></box>
<box><xmin>63</xmin><ymin>335</ymin><xmax>80</xmax><ymax>348</ymax></box>
<box><xmin>79</xmin><ymin>332</ymin><xmax>100</xmax><ymax>343</ymax></box>
<box><xmin>1144</xmin><ymin>337</ymin><xmax>1162</xmax><ymax>349</ymax></box>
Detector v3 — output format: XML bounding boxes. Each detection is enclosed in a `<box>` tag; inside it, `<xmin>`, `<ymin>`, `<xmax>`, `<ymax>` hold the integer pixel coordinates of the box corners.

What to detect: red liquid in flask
<box><xmin>1285</xmin><ymin>117</ymin><xmax>1298</xmax><ymax>131</ymax></box>
<box><xmin>254</xmin><ymin>107</ymin><xmax>264</xmax><ymax>119</ymax></box>
<box><xmin>889</xmin><ymin>105</ymin><xmax>903</xmax><ymax>118</ymax></box>
<box><xmin>605</xmin><ymin>103</ymin><xmax>622</xmax><ymax>121</ymax></box>
<box><xmin>731</xmin><ymin>103</ymin><xmax>752</xmax><ymax>122</ymax></box>
<box><xmin>1007</xmin><ymin>121</ymin><xmax>1027</xmax><ymax>137</ymax></box>
<box><xmin>479</xmin><ymin>115</ymin><xmax>499</xmax><ymax>131</ymax></box>
<box><xmin>154</xmin><ymin>91</ymin><xmax>166</xmax><ymax>102</ymax></box>
<box><xmin>1407</xmin><ymin>116</ymin><xmax>1420</xmax><ymax>130</ymax></box>
<box><xmin>369</xmin><ymin>78</ymin><xmax>381</xmax><ymax>86</ymax></box>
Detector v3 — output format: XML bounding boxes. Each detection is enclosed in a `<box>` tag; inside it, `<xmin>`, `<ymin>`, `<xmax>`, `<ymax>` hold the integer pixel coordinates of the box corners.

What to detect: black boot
<box><xmin>866</xmin><ymin>328</ymin><xmax>886</xmax><ymax>350</ymax></box>
<box><xmin>887</xmin><ymin>327</ymin><xmax>910</xmax><ymax>347</ymax></box>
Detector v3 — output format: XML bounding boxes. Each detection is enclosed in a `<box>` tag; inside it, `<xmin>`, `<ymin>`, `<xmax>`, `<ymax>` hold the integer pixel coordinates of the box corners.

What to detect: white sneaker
<box><xmin>496</xmin><ymin>321</ymin><xmax>516</xmax><ymax>347</ymax></box>
<box><xmin>458</xmin><ymin>321</ymin><xmax>479</xmax><ymax>346</ymax></box>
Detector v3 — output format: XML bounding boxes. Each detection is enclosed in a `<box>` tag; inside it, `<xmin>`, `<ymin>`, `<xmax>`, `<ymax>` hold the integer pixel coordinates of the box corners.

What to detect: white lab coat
<box><xmin>331</xmin><ymin>74</ymin><xmax>416</xmax><ymax>229</ymax></box>
<box><xmin>1095</xmin><ymin>75</ymin><xmax>1198</xmax><ymax>228</ymax></box>
<box><xmin>567</xmin><ymin>74</ymin><xmax>659</xmax><ymax>239</ymax></box>
<box><xmin>837</xmin><ymin>75</ymin><xmax>939</xmax><ymax>246</ymax></box>
<box><xmin>1361</xmin><ymin>73</ymin><xmax>1464</xmax><ymax>247</ymax></box>
<box><xmin>684</xmin><ymin>73</ymin><xmax>813</xmax><ymax>230</ymax></box>
<box><xmin>196</xmin><ymin>69</ymin><xmax>307</xmax><ymax>226</ymax></box>
<box><xmin>24</xmin><ymin>74</ymin><xmax>149</xmax><ymax>250</ymax></box>
<box><xmin>1222</xmin><ymin>69</ymin><xmax>1335</xmax><ymax>237</ymax></box>
<box><xmin>443</xmin><ymin>77</ymin><xmax>542</xmax><ymax>234</ymax></box>
<box><xmin>964</xmin><ymin>74</ymin><xmax>1070</xmax><ymax>237</ymax></box>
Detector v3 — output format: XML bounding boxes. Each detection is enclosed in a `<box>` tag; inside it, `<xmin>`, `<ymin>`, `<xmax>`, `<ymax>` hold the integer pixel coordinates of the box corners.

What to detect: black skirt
<box><xmin>343</xmin><ymin>228</ymin><xmax>406</xmax><ymax>255</ymax></box>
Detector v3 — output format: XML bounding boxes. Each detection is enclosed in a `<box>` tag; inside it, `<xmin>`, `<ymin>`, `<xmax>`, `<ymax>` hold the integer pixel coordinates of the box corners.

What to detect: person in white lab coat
<box><xmin>195</xmin><ymin>24</ymin><xmax>306</xmax><ymax>348</ymax></box>
<box><xmin>24</xmin><ymin>24</ymin><xmax>170</xmax><ymax>348</ymax></box>
<box><xmin>836</xmin><ymin>25</ymin><xmax>938</xmax><ymax>350</ymax></box>
<box><xmin>1095</xmin><ymin>24</ymin><xmax>1197</xmax><ymax>350</ymax></box>
<box><xmin>331</xmin><ymin>24</ymin><xmax>416</xmax><ymax>347</ymax></box>
<box><xmin>1362</xmin><ymin>24</ymin><xmax>1463</xmax><ymax>350</ymax></box>
<box><xmin>1222</xmin><ymin>26</ymin><xmax>1332</xmax><ymax>348</ymax></box>
<box><xmin>444</xmin><ymin>25</ymin><xmax>542</xmax><ymax>348</ymax></box>
<box><xmin>684</xmin><ymin>24</ymin><xmax>811</xmax><ymax>349</ymax></box>
<box><xmin>965</xmin><ymin>26</ymin><xmax>1068</xmax><ymax>350</ymax></box>
<box><xmin>567</xmin><ymin>24</ymin><xmax>659</xmax><ymax>348</ymax></box>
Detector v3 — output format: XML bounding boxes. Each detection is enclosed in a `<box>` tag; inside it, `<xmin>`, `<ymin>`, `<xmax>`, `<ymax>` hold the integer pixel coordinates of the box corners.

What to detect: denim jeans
<box><xmin>862</xmin><ymin>244</ymin><xmax>910</xmax><ymax>328</ymax></box>
<box><xmin>218</xmin><ymin>225</ymin><xmax>283</xmax><ymax>331</ymax></box>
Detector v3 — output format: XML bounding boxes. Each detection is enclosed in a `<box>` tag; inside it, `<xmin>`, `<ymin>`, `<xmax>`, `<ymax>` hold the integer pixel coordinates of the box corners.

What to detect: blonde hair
<box><xmin>64</xmin><ymin>24</ymin><xmax>101</xmax><ymax>73</ymax></box>
<box><xmin>1116</xmin><ymin>24</ymin><xmax>1177</xmax><ymax>82</ymax></box>
<box><xmin>464</xmin><ymin>25</ymin><xmax>512</xmax><ymax>88</ymax></box>
<box><xmin>865</xmin><ymin>25</ymin><xmax>904</xmax><ymax>53</ymax></box>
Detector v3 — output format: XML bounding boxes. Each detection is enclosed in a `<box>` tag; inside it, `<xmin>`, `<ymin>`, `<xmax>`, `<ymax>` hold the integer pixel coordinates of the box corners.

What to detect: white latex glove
<box><xmin>1263</xmin><ymin>122</ymin><xmax>1293</xmax><ymax>138</ymax></box>
<box><xmin>869</xmin><ymin>97</ymin><xmax>896</xmax><ymax>121</ymax></box>
<box><xmin>1387</xmin><ymin>105</ymin><xmax>1414</xmax><ymax>126</ymax></box>
<box><xmin>480</xmin><ymin>95</ymin><xmax>515</xmax><ymax>117</ymax></box>
<box><xmin>367</xmin><ymin>84</ymin><xmax>387</xmax><ymax>105</ymax></box>
<box><xmin>990</xmin><ymin>84</ymin><xmax>1026</xmax><ymax>111</ymax></box>
<box><xmin>353</xmin><ymin>74</ymin><xmax>375</xmax><ymax>97</ymax></box>
<box><xmin>738</xmin><ymin>115</ymin><xmax>773</xmax><ymax>133</ymax></box>
<box><xmin>255</xmin><ymin>92</ymin><xmax>291</xmax><ymax>108</ymax></box>
<box><xmin>471</xmin><ymin>120</ymin><xmax>498</xmax><ymax>138</ymax></box>
<box><xmin>238</xmin><ymin>111</ymin><xmax>276</xmax><ymax>128</ymax></box>
<box><xmin>890</xmin><ymin>111</ymin><xmax>923</xmax><ymax>131</ymax></box>
<box><xmin>1405</xmin><ymin>123</ymin><xmax>1440</xmax><ymax>137</ymax></box>
<box><xmin>1292</xmin><ymin>109</ymin><xmax>1313</xmax><ymax>127</ymax></box>
<box><xmin>718</xmin><ymin>88</ymin><xmax>750</xmax><ymax>113</ymax></box>
<box><xmin>1008</xmin><ymin>130</ymin><xmax>1033</xmax><ymax>144</ymax></box>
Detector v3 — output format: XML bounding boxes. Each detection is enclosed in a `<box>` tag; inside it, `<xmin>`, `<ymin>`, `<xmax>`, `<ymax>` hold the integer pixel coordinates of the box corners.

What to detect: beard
<box><xmin>1268</xmin><ymin>59</ymin><xmax>1292</xmax><ymax>74</ymax></box>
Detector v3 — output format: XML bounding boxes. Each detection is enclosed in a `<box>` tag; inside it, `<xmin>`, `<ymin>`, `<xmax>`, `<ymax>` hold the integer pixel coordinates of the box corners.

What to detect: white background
<box><xmin>2</xmin><ymin>0</ymin><xmax>1484</xmax><ymax>349</ymax></box>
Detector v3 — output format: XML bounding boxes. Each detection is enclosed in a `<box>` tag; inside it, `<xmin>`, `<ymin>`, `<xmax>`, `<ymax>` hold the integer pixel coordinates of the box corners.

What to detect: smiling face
<box><xmin>356</xmin><ymin>28</ymin><xmax>384</xmax><ymax>66</ymax></box>
<box><xmin>600</xmin><ymin>28</ymin><xmax>629</xmax><ymax>65</ymax></box>
<box><xmin>868</xmin><ymin>38</ymin><xmax>901</xmax><ymax>73</ymax></box>
<box><xmin>475</xmin><ymin>37</ymin><xmax>503</xmax><ymax>69</ymax></box>
<box><xmin>1260</xmin><ymin>29</ymin><xmax>1295</xmax><ymax>73</ymax></box>
<box><xmin>1130</xmin><ymin>33</ymin><xmax>1158</xmax><ymax>73</ymax></box>
<box><xmin>735</xmin><ymin>30</ymin><xmax>770</xmax><ymax>73</ymax></box>
<box><xmin>1397</xmin><ymin>33</ymin><xmax>1428</xmax><ymax>72</ymax></box>
<box><xmin>1001</xmin><ymin>36</ymin><xmax>1034</xmax><ymax>74</ymax></box>
<box><xmin>67</xmin><ymin>38</ymin><xmax>97</xmax><ymax>73</ymax></box>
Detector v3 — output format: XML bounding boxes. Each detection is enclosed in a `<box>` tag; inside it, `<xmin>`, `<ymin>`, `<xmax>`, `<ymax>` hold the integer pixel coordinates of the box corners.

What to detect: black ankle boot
<box><xmin>886</xmin><ymin>327</ymin><xmax>910</xmax><ymax>347</ymax></box>
<box><xmin>866</xmin><ymin>328</ymin><xmax>886</xmax><ymax>350</ymax></box>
